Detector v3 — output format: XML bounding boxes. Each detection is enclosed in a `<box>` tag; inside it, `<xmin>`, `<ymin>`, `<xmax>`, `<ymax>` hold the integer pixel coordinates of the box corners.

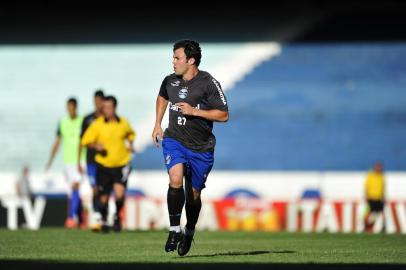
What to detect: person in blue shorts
<box><xmin>152</xmin><ymin>39</ymin><xmax>229</xmax><ymax>256</ymax></box>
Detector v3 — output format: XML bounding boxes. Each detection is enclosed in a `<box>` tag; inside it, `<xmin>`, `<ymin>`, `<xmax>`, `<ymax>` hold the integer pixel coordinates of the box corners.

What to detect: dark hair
<box><xmin>104</xmin><ymin>95</ymin><xmax>117</xmax><ymax>107</ymax></box>
<box><xmin>173</xmin><ymin>39</ymin><xmax>202</xmax><ymax>67</ymax></box>
<box><xmin>67</xmin><ymin>97</ymin><xmax>77</xmax><ymax>107</ymax></box>
<box><xmin>94</xmin><ymin>89</ymin><xmax>104</xmax><ymax>98</ymax></box>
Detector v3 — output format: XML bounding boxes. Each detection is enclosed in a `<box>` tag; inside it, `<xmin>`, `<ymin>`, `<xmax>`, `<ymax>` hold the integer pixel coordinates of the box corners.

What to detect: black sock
<box><xmin>92</xmin><ymin>195</ymin><xmax>100</xmax><ymax>212</ymax></box>
<box><xmin>167</xmin><ymin>186</ymin><xmax>185</xmax><ymax>227</ymax></box>
<box><xmin>99</xmin><ymin>203</ymin><xmax>108</xmax><ymax>223</ymax></box>
<box><xmin>115</xmin><ymin>198</ymin><xmax>125</xmax><ymax>218</ymax></box>
<box><xmin>185</xmin><ymin>197</ymin><xmax>201</xmax><ymax>231</ymax></box>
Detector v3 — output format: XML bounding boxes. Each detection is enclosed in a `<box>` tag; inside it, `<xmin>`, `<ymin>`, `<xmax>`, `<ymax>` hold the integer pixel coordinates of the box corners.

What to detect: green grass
<box><xmin>0</xmin><ymin>229</ymin><xmax>406</xmax><ymax>268</ymax></box>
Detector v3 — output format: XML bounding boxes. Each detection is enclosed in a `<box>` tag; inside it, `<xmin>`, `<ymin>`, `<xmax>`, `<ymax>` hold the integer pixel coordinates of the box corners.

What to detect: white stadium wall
<box><xmin>1</xmin><ymin>171</ymin><xmax>406</xmax><ymax>233</ymax></box>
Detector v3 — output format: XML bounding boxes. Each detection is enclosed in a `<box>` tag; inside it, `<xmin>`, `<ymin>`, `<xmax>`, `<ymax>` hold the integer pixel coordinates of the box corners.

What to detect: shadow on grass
<box><xmin>177</xmin><ymin>250</ymin><xmax>295</xmax><ymax>258</ymax></box>
<box><xmin>1</xmin><ymin>260</ymin><xmax>405</xmax><ymax>270</ymax></box>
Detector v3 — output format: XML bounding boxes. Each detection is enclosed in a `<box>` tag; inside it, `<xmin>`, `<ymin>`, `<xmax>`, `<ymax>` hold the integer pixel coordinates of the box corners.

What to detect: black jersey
<box><xmin>81</xmin><ymin>112</ymin><xmax>98</xmax><ymax>163</ymax></box>
<box><xmin>159</xmin><ymin>71</ymin><xmax>228</xmax><ymax>152</ymax></box>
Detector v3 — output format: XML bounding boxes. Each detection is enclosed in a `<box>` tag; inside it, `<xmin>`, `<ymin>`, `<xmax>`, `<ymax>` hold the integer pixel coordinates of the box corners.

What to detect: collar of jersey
<box><xmin>104</xmin><ymin>115</ymin><xmax>121</xmax><ymax>123</ymax></box>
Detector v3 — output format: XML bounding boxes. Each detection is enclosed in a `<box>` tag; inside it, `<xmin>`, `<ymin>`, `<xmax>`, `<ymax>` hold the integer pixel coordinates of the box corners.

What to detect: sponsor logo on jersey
<box><xmin>212</xmin><ymin>79</ymin><xmax>227</xmax><ymax>105</ymax></box>
<box><xmin>178</xmin><ymin>88</ymin><xmax>188</xmax><ymax>99</ymax></box>
<box><xmin>171</xmin><ymin>80</ymin><xmax>180</xmax><ymax>87</ymax></box>
<box><xmin>169</xmin><ymin>102</ymin><xmax>200</xmax><ymax>112</ymax></box>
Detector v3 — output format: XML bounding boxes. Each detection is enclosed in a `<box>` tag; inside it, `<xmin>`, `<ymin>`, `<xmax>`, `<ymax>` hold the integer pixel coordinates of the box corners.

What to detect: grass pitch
<box><xmin>0</xmin><ymin>229</ymin><xmax>405</xmax><ymax>269</ymax></box>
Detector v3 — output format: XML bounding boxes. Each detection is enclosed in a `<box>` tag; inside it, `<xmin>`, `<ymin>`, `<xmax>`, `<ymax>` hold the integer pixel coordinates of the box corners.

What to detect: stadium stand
<box><xmin>138</xmin><ymin>43</ymin><xmax>406</xmax><ymax>170</ymax></box>
<box><xmin>1</xmin><ymin>43</ymin><xmax>405</xmax><ymax>172</ymax></box>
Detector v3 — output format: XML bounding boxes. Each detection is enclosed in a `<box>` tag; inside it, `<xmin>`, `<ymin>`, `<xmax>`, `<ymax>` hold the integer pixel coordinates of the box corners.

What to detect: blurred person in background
<box><xmin>364</xmin><ymin>161</ymin><xmax>385</xmax><ymax>232</ymax></box>
<box><xmin>78</xmin><ymin>89</ymin><xmax>105</xmax><ymax>232</ymax></box>
<box><xmin>46</xmin><ymin>97</ymin><xmax>85</xmax><ymax>229</ymax></box>
<box><xmin>16</xmin><ymin>165</ymin><xmax>32</xmax><ymax>198</ymax></box>
<box><xmin>81</xmin><ymin>95</ymin><xmax>135</xmax><ymax>233</ymax></box>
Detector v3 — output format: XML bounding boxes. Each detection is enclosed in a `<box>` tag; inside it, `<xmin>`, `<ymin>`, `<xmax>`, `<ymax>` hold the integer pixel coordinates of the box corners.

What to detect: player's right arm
<box><xmin>152</xmin><ymin>77</ymin><xmax>169</xmax><ymax>147</ymax></box>
<box><xmin>77</xmin><ymin>144</ymin><xmax>84</xmax><ymax>174</ymax></box>
<box><xmin>80</xmin><ymin>121</ymin><xmax>105</xmax><ymax>173</ymax></box>
<box><xmin>152</xmin><ymin>95</ymin><xmax>168</xmax><ymax>147</ymax></box>
<box><xmin>45</xmin><ymin>122</ymin><xmax>61</xmax><ymax>171</ymax></box>
<box><xmin>364</xmin><ymin>173</ymin><xmax>371</xmax><ymax>199</ymax></box>
<box><xmin>77</xmin><ymin>116</ymin><xmax>88</xmax><ymax>174</ymax></box>
<box><xmin>81</xmin><ymin>121</ymin><xmax>105</xmax><ymax>151</ymax></box>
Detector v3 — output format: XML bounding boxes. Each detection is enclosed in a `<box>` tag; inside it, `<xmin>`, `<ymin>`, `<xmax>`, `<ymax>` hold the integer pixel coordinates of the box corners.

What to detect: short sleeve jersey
<box><xmin>159</xmin><ymin>71</ymin><xmax>228</xmax><ymax>152</ymax></box>
<box><xmin>57</xmin><ymin>116</ymin><xmax>84</xmax><ymax>165</ymax></box>
<box><xmin>365</xmin><ymin>171</ymin><xmax>385</xmax><ymax>200</ymax></box>
<box><xmin>80</xmin><ymin>116</ymin><xmax>135</xmax><ymax>168</ymax></box>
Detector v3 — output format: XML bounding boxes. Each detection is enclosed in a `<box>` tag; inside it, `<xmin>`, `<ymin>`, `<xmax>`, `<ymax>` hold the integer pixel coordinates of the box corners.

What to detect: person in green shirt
<box><xmin>46</xmin><ymin>97</ymin><xmax>84</xmax><ymax>229</ymax></box>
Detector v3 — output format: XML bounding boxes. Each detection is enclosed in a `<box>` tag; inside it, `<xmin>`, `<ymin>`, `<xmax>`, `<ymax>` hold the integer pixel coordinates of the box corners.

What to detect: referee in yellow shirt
<box><xmin>81</xmin><ymin>95</ymin><xmax>135</xmax><ymax>233</ymax></box>
<box><xmin>364</xmin><ymin>162</ymin><xmax>385</xmax><ymax>232</ymax></box>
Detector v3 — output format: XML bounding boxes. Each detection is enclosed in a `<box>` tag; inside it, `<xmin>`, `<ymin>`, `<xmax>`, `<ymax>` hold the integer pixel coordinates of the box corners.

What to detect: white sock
<box><xmin>170</xmin><ymin>226</ymin><xmax>181</xmax><ymax>233</ymax></box>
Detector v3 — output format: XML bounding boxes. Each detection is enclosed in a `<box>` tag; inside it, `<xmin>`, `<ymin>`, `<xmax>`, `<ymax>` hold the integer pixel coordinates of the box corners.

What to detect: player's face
<box><xmin>67</xmin><ymin>102</ymin><xmax>77</xmax><ymax>117</ymax></box>
<box><xmin>173</xmin><ymin>48</ymin><xmax>190</xmax><ymax>76</ymax></box>
<box><xmin>103</xmin><ymin>100</ymin><xmax>116</xmax><ymax>119</ymax></box>
<box><xmin>374</xmin><ymin>163</ymin><xmax>384</xmax><ymax>173</ymax></box>
<box><xmin>94</xmin><ymin>96</ymin><xmax>104</xmax><ymax>112</ymax></box>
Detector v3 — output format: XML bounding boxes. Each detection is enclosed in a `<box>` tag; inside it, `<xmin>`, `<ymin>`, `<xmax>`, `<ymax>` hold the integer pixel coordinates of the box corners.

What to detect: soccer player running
<box><xmin>78</xmin><ymin>89</ymin><xmax>105</xmax><ymax>231</ymax></box>
<box><xmin>81</xmin><ymin>95</ymin><xmax>135</xmax><ymax>233</ymax></box>
<box><xmin>152</xmin><ymin>40</ymin><xmax>229</xmax><ymax>256</ymax></box>
<box><xmin>46</xmin><ymin>97</ymin><xmax>84</xmax><ymax>229</ymax></box>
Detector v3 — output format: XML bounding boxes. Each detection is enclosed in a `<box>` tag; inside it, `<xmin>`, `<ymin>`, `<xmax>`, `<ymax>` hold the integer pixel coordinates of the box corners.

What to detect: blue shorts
<box><xmin>87</xmin><ymin>162</ymin><xmax>97</xmax><ymax>187</ymax></box>
<box><xmin>162</xmin><ymin>137</ymin><xmax>214</xmax><ymax>191</ymax></box>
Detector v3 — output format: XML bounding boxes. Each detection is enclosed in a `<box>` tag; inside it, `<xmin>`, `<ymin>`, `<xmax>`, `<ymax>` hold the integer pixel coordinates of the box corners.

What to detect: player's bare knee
<box><xmin>115</xmin><ymin>191</ymin><xmax>125</xmax><ymax>200</ymax></box>
<box><xmin>168</xmin><ymin>170</ymin><xmax>183</xmax><ymax>188</ymax></box>
<box><xmin>99</xmin><ymin>195</ymin><xmax>109</xmax><ymax>204</ymax></box>
<box><xmin>114</xmin><ymin>183</ymin><xmax>125</xmax><ymax>197</ymax></box>
<box><xmin>169</xmin><ymin>177</ymin><xmax>183</xmax><ymax>188</ymax></box>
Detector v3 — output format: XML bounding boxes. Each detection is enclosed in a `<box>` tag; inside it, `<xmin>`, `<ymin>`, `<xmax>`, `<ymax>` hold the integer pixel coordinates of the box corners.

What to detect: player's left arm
<box><xmin>45</xmin><ymin>121</ymin><xmax>62</xmax><ymax>171</ymax></box>
<box><xmin>176</xmin><ymin>103</ymin><xmax>228</xmax><ymax>122</ymax></box>
<box><xmin>125</xmin><ymin>119</ymin><xmax>136</xmax><ymax>153</ymax></box>
<box><xmin>382</xmin><ymin>175</ymin><xmax>386</xmax><ymax>202</ymax></box>
<box><xmin>177</xmin><ymin>78</ymin><xmax>229</xmax><ymax>122</ymax></box>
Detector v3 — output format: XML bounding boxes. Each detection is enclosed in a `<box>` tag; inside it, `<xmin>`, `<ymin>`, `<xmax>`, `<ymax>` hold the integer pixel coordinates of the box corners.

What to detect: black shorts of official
<box><xmin>367</xmin><ymin>199</ymin><xmax>384</xmax><ymax>213</ymax></box>
<box><xmin>95</xmin><ymin>163</ymin><xmax>132</xmax><ymax>195</ymax></box>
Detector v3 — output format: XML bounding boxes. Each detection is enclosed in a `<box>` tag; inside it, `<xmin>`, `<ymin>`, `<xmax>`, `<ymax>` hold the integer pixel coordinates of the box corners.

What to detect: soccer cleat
<box><xmin>64</xmin><ymin>218</ymin><xmax>78</xmax><ymax>229</ymax></box>
<box><xmin>91</xmin><ymin>212</ymin><xmax>102</xmax><ymax>232</ymax></box>
<box><xmin>79</xmin><ymin>222</ymin><xmax>88</xmax><ymax>230</ymax></box>
<box><xmin>177</xmin><ymin>233</ymin><xmax>194</xmax><ymax>256</ymax></box>
<box><xmin>101</xmin><ymin>224</ymin><xmax>110</xmax><ymax>234</ymax></box>
<box><xmin>91</xmin><ymin>223</ymin><xmax>102</xmax><ymax>232</ymax></box>
<box><xmin>165</xmin><ymin>231</ymin><xmax>182</xmax><ymax>252</ymax></box>
<box><xmin>113</xmin><ymin>215</ymin><xmax>122</xmax><ymax>232</ymax></box>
